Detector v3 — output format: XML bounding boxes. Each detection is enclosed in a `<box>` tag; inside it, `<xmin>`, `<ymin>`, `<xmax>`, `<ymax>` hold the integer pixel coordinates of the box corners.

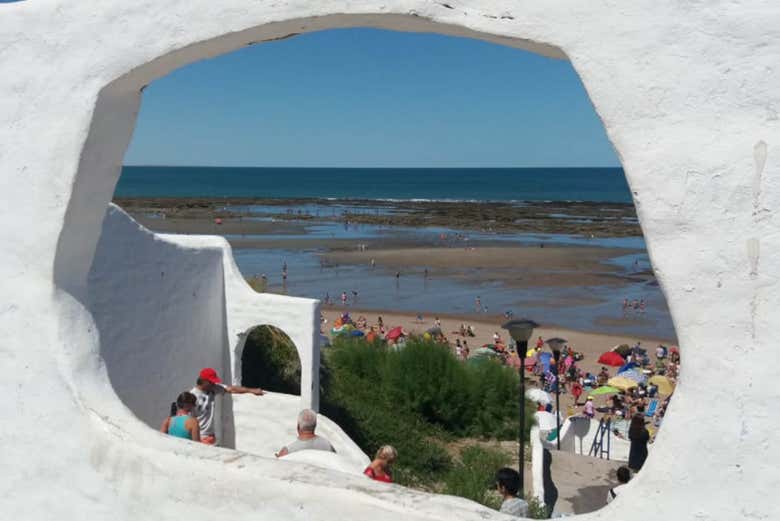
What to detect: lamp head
<box><xmin>501</xmin><ymin>319</ymin><xmax>539</xmax><ymax>343</ymax></box>
<box><xmin>545</xmin><ymin>337</ymin><xmax>568</xmax><ymax>351</ymax></box>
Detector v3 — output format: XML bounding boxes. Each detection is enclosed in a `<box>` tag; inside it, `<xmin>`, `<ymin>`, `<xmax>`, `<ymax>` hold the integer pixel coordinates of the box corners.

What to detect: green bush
<box><xmin>443</xmin><ymin>446</ymin><xmax>510</xmax><ymax>509</ymax></box>
<box><xmin>320</xmin><ymin>336</ymin><xmax>537</xmax><ymax>487</ymax></box>
<box><xmin>241</xmin><ymin>325</ymin><xmax>300</xmax><ymax>394</ymax></box>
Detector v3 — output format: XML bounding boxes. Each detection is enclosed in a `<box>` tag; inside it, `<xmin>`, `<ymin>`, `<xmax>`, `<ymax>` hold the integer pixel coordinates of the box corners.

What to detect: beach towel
<box><xmin>645</xmin><ymin>399</ymin><xmax>659</xmax><ymax>417</ymax></box>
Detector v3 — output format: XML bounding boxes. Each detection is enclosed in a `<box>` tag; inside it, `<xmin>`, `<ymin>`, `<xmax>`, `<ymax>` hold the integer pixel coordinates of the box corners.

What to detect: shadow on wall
<box><xmin>87</xmin><ymin>205</ymin><xmax>230</xmax><ymax>431</ymax></box>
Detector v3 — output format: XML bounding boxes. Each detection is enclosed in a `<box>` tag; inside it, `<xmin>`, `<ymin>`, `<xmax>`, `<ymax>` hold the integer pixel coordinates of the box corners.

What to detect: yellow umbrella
<box><xmin>608</xmin><ymin>376</ymin><xmax>639</xmax><ymax>391</ymax></box>
<box><xmin>649</xmin><ymin>375</ymin><xmax>675</xmax><ymax>395</ymax></box>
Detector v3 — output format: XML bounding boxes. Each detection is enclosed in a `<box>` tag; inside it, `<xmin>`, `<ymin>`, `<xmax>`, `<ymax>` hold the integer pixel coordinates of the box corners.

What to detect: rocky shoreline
<box><xmin>114</xmin><ymin>196</ymin><xmax>641</xmax><ymax>237</ymax></box>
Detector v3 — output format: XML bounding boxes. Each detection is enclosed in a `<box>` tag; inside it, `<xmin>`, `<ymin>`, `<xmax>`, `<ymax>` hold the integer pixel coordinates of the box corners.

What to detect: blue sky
<box><xmin>125</xmin><ymin>28</ymin><xmax>618</xmax><ymax>168</ymax></box>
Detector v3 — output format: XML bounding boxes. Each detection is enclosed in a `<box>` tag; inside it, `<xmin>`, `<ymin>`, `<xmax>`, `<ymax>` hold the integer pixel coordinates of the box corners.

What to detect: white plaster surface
<box><xmin>1</xmin><ymin>1</ymin><xmax>779</xmax><ymax>520</ymax></box>
<box><xmin>555</xmin><ymin>416</ymin><xmax>631</xmax><ymax>462</ymax></box>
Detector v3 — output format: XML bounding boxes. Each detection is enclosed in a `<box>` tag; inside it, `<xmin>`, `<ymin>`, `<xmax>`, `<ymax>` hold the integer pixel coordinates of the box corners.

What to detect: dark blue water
<box><xmin>116</xmin><ymin>166</ymin><xmax>631</xmax><ymax>203</ymax></box>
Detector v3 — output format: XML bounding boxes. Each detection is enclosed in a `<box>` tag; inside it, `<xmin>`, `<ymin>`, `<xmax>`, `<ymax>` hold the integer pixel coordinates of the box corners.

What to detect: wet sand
<box><xmin>323</xmin><ymin>246</ymin><xmax>645</xmax><ymax>289</ymax></box>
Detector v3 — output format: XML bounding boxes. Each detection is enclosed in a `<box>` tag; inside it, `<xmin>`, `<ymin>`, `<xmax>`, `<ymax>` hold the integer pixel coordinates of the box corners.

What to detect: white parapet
<box><xmin>1</xmin><ymin>1</ymin><xmax>779</xmax><ymax>520</ymax></box>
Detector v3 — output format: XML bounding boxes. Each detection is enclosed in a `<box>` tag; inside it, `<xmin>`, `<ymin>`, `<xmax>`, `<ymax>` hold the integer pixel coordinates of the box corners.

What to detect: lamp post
<box><xmin>545</xmin><ymin>337</ymin><xmax>567</xmax><ymax>450</ymax></box>
<box><xmin>502</xmin><ymin>318</ymin><xmax>539</xmax><ymax>493</ymax></box>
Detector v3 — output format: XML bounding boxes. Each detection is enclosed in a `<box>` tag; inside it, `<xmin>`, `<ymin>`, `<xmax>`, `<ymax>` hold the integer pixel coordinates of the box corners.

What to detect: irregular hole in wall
<box><xmin>58</xmin><ymin>17</ymin><xmax>682</xmax><ymax>516</ymax></box>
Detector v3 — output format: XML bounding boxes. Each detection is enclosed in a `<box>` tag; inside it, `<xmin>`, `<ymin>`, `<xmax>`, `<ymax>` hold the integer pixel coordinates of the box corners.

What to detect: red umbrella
<box><xmin>385</xmin><ymin>326</ymin><xmax>404</xmax><ymax>341</ymax></box>
<box><xmin>597</xmin><ymin>351</ymin><xmax>626</xmax><ymax>367</ymax></box>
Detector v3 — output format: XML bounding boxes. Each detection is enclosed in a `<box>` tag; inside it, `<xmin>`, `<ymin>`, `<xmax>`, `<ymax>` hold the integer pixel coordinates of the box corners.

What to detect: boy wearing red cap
<box><xmin>191</xmin><ymin>367</ymin><xmax>264</xmax><ymax>445</ymax></box>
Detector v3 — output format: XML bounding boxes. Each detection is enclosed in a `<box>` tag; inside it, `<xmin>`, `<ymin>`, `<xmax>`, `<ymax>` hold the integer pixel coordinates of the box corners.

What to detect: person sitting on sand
<box><xmin>607</xmin><ymin>466</ymin><xmax>631</xmax><ymax>504</ymax></box>
<box><xmin>597</xmin><ymin>367</ymin><xmax>610</xmax><ymax>386</ymax></box>
<box><xmin>275</xmin><ymin>409</ymin><xmax>335</xmax><ymax>458</ymax></box>
<box><xmin>364</xmin><ymin>445</ymin><xmax>397</xmax><ymax>483</ymax></box>
<box><xmin>495</xmin><ymin>467</ymin><xmax>529</xmax><ymax>517</ymax></box>
<box><xmin>160</xmin><ymin>391</ymin><xmax>200</xmax><ymax>442</ymax></box>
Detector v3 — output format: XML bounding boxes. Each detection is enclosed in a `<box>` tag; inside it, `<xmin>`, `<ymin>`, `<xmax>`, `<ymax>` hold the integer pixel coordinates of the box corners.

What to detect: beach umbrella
<box><xmin>386</xmin><ymin>326</ymin><xmax>404</xmax><ymax>341</ymax></box>
<box><xmin>598</xmin><ymin>351</ymin><xmax>626</xmax><ymax>367</ymax></box>
<box><xmin>618</xmin><ymin>362</ymin><xmax>638</xmax><ymax>374</ymax></box>
<box><xmin>526</xmin><ymin>388</ymin><xmax>552</xmax><ymax>405</ymax></box>
<box><xmin>608</xmin><ymin>376</ymin><xmax>639</xmax><ymax>391</ymax></box>
<box><xmin>649</xmin><ymin>375</ymin><xmax>675</xmax><ymax>395</ymax></box>
<box><xmin>591</xmin><ymin>385</ymin><xmax>620</xmax><ymax>396</ymax></box>
<box><xmin>618</xmin><ymin>369</ymin><xmax>647</xmax><ymax>384</ymax></box>
<box><xmin>473</xmin><ymin>347</ymin><xmax>499</xmax><ymax>358</ymax></box>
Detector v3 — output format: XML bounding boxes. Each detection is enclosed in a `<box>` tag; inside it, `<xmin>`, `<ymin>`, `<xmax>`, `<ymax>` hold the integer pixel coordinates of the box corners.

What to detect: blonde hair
<box><xmin>375</xmin><ymin>445</ymin><xmax>398</xmax><ymax>463</ymax></box>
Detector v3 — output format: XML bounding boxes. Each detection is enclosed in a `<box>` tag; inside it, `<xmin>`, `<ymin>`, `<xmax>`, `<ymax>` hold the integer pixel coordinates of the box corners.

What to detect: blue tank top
<box><xmin>168</xmin><ymin>415</ymin><xmax>192</xmax><ymax>439</ymax></box>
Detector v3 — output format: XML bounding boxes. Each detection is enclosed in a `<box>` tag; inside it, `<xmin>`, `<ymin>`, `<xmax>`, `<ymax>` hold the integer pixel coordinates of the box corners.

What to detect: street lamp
<box><xmin>545</xmin><ymin>337</ymin><xmax>567</xmax><ymax>450</ymax></box>
<box><xmin>502</xmin><ymin>318</ymin><xmax>539</xmax><ymax>493</ymax></box>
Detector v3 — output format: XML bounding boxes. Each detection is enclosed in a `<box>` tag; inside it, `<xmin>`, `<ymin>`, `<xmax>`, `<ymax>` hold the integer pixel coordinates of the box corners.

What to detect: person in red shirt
<box><xmin>364</xmin><ymin>445</ymin><xmax>397</xmax><ymax>483</ymax></box>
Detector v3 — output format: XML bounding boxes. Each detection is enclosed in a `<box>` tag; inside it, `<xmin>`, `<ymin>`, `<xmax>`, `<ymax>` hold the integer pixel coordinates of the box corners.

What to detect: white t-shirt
<box><xmin>500</xmin><ymin>497</ymin><xmax>529</xmax><ymax>517</ymax></box>
<box><xmin>607</xmin><ymin>483</ymin><xmax>628</xmax><ymax>504</ymax></box>
<box><xmin>190</xmin><ymin>384</ymin><xmax>227</xmax><ymax>436</ymax></box>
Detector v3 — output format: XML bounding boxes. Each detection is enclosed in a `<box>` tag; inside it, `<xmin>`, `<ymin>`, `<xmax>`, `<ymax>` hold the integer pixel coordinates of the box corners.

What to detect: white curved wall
<box><xmin>1</xmin><ymin>1</ymin><xmax>779</xmax><ymax>520</ymax></box>
<box><xmin>87</xmin><ymin>205</ymin><xmax>229</xmax><ymax>431</ymax></box>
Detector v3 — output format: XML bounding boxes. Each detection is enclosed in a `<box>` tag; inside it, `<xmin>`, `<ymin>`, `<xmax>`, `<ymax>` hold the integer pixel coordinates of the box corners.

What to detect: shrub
<box><xmin>241</xmin><ymin>325</ymin><xmax>300</xmax><ymax>394</ymax></box>
<box><xmin>443</xmin><ymin>446</ymin><xmax>510</xmax><ymax>509</ymax></box>
<box><xmin>320</xmin><ymin>336</ymin><xmax>538</xmax><ymax>487</ymax></box>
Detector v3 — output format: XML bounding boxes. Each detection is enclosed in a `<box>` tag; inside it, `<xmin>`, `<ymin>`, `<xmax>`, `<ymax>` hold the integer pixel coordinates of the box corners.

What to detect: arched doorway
<box><xmin>240</xmin><ymin>325</ymin><xmax>301</xmax><ymax>395</ymax></box>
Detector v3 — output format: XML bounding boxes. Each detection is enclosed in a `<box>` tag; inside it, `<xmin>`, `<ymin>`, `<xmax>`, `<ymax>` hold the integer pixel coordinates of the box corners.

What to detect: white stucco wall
<box><xmin>88</xmin><ymin>204</ymin><xmax>321</xmax><ymax>445</ymax></box>
<box><xmin>1</xmin><ymin>1</ymin><xmax>779</xmax><ymax>520</ymax></box>
<box><xmin>87</xmin><ymin>205</ymin><xmax>229</xmax><ymax>432</ymax></box>
<box><xmin>555</xmin><ymin>416</ymin><xmax>631</xmax><ymax>462</ymax></box>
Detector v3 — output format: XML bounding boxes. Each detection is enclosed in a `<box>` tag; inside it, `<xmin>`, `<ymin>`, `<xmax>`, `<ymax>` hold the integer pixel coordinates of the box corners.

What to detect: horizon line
<box><xmin>122</xmin><ymin>164</ymin><xmax>624</xmax><ymax>169</ymax></box>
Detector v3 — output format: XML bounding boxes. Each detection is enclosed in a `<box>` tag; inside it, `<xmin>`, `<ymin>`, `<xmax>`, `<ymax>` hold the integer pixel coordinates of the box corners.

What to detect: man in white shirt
<box><xmin>607</xmin><ymin>466</ymin><xmax>631</xmax><ymax>504</ymax></box>
<box><xmin>275</xmin><ymin>409</ymin><xmax>336</xmax><ymax>458</ymax></box>
<box><xmin>190</xmin><ymin>367</ymin><xmax>264</xmax><ymax>445</ymax></box>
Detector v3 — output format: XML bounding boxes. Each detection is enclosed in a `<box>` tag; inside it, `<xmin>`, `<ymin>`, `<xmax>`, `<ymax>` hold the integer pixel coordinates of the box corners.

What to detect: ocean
<box><xmin>115</xmin><ymin>165</ymin><xmax>674</xmax><ymax>338</ymax></box>
<box><xmin>116</xmin><ymin>166</ymin><xmax>631</xmax><ymax>203</ymax></box>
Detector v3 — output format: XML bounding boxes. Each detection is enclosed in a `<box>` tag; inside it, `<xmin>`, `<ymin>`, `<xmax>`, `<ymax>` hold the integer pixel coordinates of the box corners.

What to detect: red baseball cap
<box><xmin>199</xmin><ymin>368</ymin><xmax>222</xmax><ymax>384</ymax></box>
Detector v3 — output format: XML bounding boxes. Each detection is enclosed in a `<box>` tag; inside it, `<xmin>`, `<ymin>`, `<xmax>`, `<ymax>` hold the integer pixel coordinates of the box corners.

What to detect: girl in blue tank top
<box><xmin>160</xmin><ymin>391</ymin><xmax>201</xmax><ymax>442</ymax></box>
